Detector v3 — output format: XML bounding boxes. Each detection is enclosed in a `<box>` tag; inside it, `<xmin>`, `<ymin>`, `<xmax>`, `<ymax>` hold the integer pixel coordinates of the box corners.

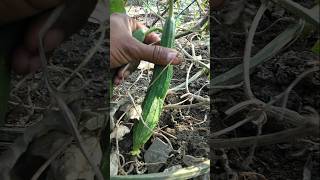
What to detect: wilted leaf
<box><xmin>138</xmin><ymin>61</ymin><xmax>154</xmax><ymax>70</ymax></box>
<box><xmin>127</xmin><ymin>104</ymin><xmax>142</xmax><ymax>120</ymax></box>
<box><xmin>110</xmin><ymin>152</ymin><xmax>119</xmax><ymax>176</ymax></box>
<box><xmin>50</xmin><ymin>135</ymin><xmax>102</xmax><ymax>180</ymax></box>
<box><xmin>311</xmin><ymin>40</ymin><xmax>320</xmax><ymax>54</ymax></box>
<box><xmin>110</xmin><ymin>125</ymin><xmax>130</xmax><ymax>140</ymax></box>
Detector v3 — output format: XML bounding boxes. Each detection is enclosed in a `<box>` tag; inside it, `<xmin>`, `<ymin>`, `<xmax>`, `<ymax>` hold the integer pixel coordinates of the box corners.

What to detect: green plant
<box><xmin>311</xmin><ymin>40</ymin><xmax>320</xmax><ymax>54</ymax></box>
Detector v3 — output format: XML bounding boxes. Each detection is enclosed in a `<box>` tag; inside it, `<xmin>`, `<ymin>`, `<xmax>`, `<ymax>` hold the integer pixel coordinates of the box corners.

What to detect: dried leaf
<box><xmin>110</xmin><ymin>125</ymin><xmax>130</xmax><ymax>140</ymax></box>
<box><xmin>127</xmin><ymin>104</ymin><xmax>142</xmax><ymax>120</ymax></box>
<box><xmin>138</xmin><ymin>61</ymin><xmax>154</xmax><ymax>70</ymax></box>
<box><xmin>110</xmin><ymin>152</ymin><xmax>119</xmax><ymax>176</ymax></box>
<box><xmin>50</xmin><ymin>135</ymin><xmax>102</xmax><ymax>180</ymax></box>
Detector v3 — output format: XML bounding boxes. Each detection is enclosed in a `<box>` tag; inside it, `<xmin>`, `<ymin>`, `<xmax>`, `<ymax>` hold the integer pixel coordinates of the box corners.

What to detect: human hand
<box><xmin>0</xmin><ymin>0</ymin><xmax>97</xmax><ymax>74</ymax></box>
<box><xmin>211</xmin><ymin>0</ymin><xmax>225</xmax><ymax>10</ymax></box>
<box><xmin>110</xmin><ymin>13</ymin><xmax>181</xmax><ymax>85</ymax></box>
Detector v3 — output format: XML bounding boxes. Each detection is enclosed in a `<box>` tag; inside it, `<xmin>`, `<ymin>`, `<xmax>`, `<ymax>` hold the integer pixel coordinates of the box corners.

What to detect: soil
<box><xmin>211</xmin><ymin>1</ymin><xmax>319</xmax><ymax>179</ymax></box>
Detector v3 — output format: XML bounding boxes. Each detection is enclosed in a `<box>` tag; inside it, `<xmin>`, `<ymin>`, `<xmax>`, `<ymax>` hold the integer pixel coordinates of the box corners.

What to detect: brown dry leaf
<box><xmin>110</xmin><ymin>125</ymin><xmax>130</xmax><ymax>140</ymax></box>
<box><xmin>138</xmin><ymin>60</ymin><xmax>154</xmax><ymax>70</ymax></box>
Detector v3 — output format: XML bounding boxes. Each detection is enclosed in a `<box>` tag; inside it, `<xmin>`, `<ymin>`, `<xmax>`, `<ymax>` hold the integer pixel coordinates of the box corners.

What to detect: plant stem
<box><xmin>169</xmin><ymin>0</ymin><xmax>174</xmax><ymax>18</ymax></box>
<box><xmin>243</xmin><ymin>2</ymin><xmax>267</xmax><ymax>99</ymax></box>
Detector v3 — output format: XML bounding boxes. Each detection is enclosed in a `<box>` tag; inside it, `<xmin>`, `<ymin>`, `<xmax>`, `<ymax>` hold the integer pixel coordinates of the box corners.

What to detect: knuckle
<box><xmin>152</xmin><ymin>46</ymin><xmax>162</xmax><ymax>64</ymax></box>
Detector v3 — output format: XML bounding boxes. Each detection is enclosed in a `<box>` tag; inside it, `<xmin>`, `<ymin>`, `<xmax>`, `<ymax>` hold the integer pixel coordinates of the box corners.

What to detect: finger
<box><xmin>134</xmin><ymin>40</ymin><xmax>181</xmax><ymax>66</ymax></box>
<box><xmin>144</xmin><ymin>32</ymin><xmax>161</xmax><ymax>45</ymax></box>
<box><xmin>113</xmin><ymin>70</ymin><xmax>129</xmax><ymax>86</ymax></box>
<box><xmin>128</xmin><ymin>18</ymin><xmax>161</xmax><ymax>45</ymax></box>
<box><xmin>211</xmin><ymin>0</ymin><xmax>225</xmax><ymax>10</ymax></box>
<box><xmin>12</xmin><ymin>46</ymin><xmax>41</xmax><ymax>74</ymax></box>
<box><xmin>129</xmin><ymin>17</ymin><xmax>147</xmax><ymax>33</ymax></box>
<box><xmin>24</xmin><ymin>13</ymin><xmax>64</xmax><ymax>52</ymax></box>
<box><xmin>113</xmin><ymin>62</ymin><xmax>140</xmax><ymax>86</ymax></box>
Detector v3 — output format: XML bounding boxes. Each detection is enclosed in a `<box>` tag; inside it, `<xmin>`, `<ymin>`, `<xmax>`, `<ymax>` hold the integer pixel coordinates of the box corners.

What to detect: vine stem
<box><xmin>169</xmin><ymin>0</ymin><xmax>174</xmax><ymax>18</ymax></box>
<box><xmin>243</xmin><ymin>2</ymin><xmax>268</xmax><ymax>99</ymax></box>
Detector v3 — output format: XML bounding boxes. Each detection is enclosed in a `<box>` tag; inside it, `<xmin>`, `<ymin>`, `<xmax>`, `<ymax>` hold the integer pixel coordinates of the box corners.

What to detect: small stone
<box><xmin>144</xmin><ymin>138</ymin><xmax>173</xmax><ymax>173</ymax></box>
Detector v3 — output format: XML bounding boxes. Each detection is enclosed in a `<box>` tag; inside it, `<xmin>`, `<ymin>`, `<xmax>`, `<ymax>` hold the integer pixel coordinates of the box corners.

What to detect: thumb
<box><xmin>134</xmin><ymin>40</ymin><xmax>181</xmax><ymax>65</ymax></box>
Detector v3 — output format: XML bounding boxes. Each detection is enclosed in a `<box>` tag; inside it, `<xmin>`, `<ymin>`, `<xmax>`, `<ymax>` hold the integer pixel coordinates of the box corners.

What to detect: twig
<box><xmin>155</xmin><ymin>132</ymin><xmax>173</xmax><ymax>149</ymax></box>
<box><xmin>211</xmin><ymin>82</ymin><xmax>243</xmax><ymax>89</ymax></box>
<box><xmin>168</xmin><ymin>68</ymin><xmax>207</xmax><ymax>93</ymax></box>
<box><xmin>180</xmin><ymin>93</ymin><xmax>209</xmax><ymax>103</ymax></box>
<box><xmin>224</xmin><ymin>99</ymin><xmax>264</xmax><ymax>116</ymax></box>
<box><xmin>210</xmin><ymin>124</ymin><xmax>319</xmax><ymax>148</ymax></box>
<box><xmin>159</xmin><ymin>129</ymin><xmax>177</xmax><ymax>139</ymax></box>
<box><xmin>175</xmin><ymin>14</ymin><xmax>208</xmax><ymax>39</ymax></box>
<box><xmin>242</xmin><ymin>113</ymin><xmax>267</xmax><ymax>169</ymax></box>
<box><xmin>164</xmin><ymin>101</ymin><xmax>209</xmax><ymax>109</ymax></box>
<box><xmin>176</xmin><ymin>42</ymin><xmax>209</xmax><ymax>70</ymax></box>
<box><xmin>186</xmin><ymin>63</ymin><xmax>194</xmax><ymax>93</ymax></box>
<box><xmin>211</xmin><ymin>115</ymin><xmax>257</xmax><ymax>138</ymax></box>
<box><xmin>243</xmin><ymin>2</ymin><xmax>267</xmax><ymax>99</ymax></box>
<box><xmin>279</xmin><ymin>67</ymin><xmax>319</xmax><ymax>119</ymax></box>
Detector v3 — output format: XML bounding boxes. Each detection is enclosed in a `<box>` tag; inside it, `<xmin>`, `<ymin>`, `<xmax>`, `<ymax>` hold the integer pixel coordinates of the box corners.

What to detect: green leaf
<box><xmin>132</xmin><ymin>29</ymin><xmax>146</xmax><ymax>42</ymax></box>
<box><xmin>311</xmin><ymin>40</ymin><xmax>320</xmax><ymax>54</ymax></box>
<box><xmin>110</xmin><ymin>0</ymin><xmax>126</xmax><ymax>14</ymax></box>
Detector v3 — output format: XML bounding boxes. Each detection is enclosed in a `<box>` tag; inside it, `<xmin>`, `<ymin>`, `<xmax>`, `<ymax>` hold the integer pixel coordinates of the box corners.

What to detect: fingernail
<box><xmin>44</xmin><ymin>29</ymin><xmax>64</xmax><ymax>51</ymax></box>
<box><xmin>175</xmin><ymin>53</ymin><xmax>183</xmax><ymax>64</ymax></box>
<box><xmin>167</xmin><ymin>52</ymin><xmax>182</xmax><ymax>65</ymax></box>
<box><xmin>29</xmin><ymin>56</ymin><xmax>41</xmax><ymax>73</ymax></box>
<box><xmin>167</xmin><ymin>51</ymin><xmax>178</xmax><ymax>62</ymax></box>
<box><xmin>114</xmin><ymin>78</ymin><xmax>120</xmax><ymax>86</ymax></box>
<box><xmin>124</xmin><ymin>71</ymin><xmax>130</xmax><ymax>78</ymax></box>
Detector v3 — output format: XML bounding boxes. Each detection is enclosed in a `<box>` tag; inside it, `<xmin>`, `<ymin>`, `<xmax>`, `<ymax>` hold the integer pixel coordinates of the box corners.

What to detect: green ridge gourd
<box><xmin>132</xmin><ymin>0</ymin><xmax>176</xmax><ymax>156</ymax></box>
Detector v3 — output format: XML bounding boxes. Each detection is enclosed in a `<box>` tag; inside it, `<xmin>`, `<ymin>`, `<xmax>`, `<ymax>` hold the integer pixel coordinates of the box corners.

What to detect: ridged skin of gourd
<box><xmin>132</xmin><ymin>17</ymin><xmax>176</xmax><ymax>155</ymax></box>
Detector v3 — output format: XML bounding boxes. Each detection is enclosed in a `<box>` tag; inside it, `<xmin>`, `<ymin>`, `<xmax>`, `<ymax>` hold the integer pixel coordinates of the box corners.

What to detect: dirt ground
<box><xmin>211</xmin><ymin>1</ymin><xmax>319</xmax><ymax>179</ymax></box>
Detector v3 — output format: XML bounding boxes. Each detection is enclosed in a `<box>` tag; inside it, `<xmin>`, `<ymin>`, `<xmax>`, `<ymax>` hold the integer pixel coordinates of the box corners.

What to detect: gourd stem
<box><xmin>168</xmin><ymin>0</ymin><xmax>174</xmax><ymax>18</ymax></box>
